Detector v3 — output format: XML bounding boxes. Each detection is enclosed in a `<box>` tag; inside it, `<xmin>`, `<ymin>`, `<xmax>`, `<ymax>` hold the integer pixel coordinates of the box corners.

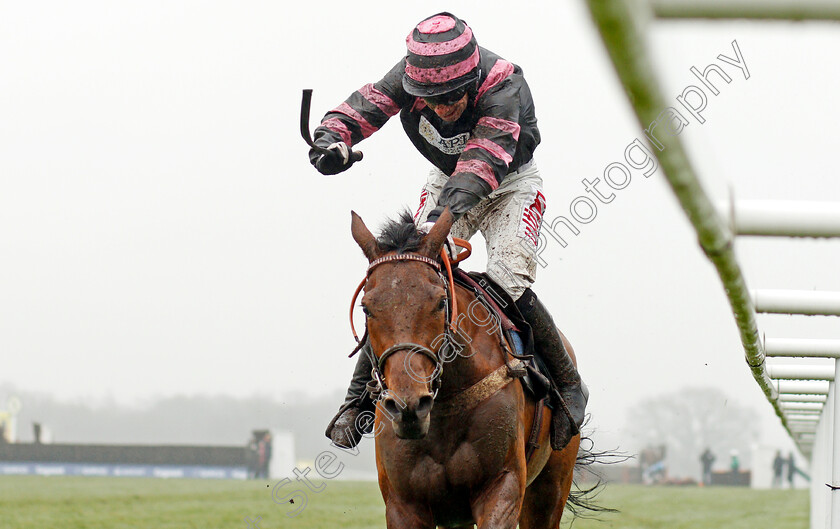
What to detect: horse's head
<box><xmin>350</xmin><ymin>208</ymin><xmax>455</xmax><ymax>439</ymax></box>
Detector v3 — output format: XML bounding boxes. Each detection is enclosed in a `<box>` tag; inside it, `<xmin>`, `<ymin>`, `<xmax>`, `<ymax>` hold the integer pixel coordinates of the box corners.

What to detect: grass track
<box><xmin>0</xmin><ymin>477</ymin><xmax>808</xmax><ymax>528</ymax></box>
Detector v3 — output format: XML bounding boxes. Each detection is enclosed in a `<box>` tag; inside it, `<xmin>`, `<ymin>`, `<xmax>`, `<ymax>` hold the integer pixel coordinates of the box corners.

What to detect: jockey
<box><xmin>310</xmin><ymin>12</ymin><xmax>587</xmax><ymax>450</ymax></box>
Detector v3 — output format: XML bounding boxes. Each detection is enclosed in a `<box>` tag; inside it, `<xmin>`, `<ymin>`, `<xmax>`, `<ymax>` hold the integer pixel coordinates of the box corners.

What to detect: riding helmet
<box><xmin>403</xmin><ymin>12</ymin><xmax>481</xmax><ymax>98</ymax></box>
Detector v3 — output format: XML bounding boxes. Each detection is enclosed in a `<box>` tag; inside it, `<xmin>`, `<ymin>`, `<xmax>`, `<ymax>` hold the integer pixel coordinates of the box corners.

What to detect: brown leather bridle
<box><xmin>349</xmin><ymin>239</ymin><xmax>471</xmax><ymax>343</ymax></box>
<box><xmin>349</xmin><ymin>238</ymin><xmax>471</xmax><ymax>398</ymax></box>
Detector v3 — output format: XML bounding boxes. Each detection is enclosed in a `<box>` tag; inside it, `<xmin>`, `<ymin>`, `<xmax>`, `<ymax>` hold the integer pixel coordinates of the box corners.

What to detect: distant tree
<box><xmin>624</xmin><ymin>387</ymin><xmax>760</xmax><ymax>481</ymax></box>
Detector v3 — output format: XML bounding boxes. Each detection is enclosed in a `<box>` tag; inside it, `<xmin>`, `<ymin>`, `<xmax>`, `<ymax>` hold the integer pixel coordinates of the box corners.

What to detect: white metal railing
<box><xmin>783</xmin><ymin>402</ymin><xmax>830</xmax><ymax>411</ymax></box>
<box><xmin>583</xmin><ymin>1</ymin><xmax>839</xmax><ymax>527</ymax></box>
<box><xmin>780</xmin><ymin>394</ymin><xmax>828</xmax><ymax>403</ymax></box>
<box><xmin>777</xmin><ymin>380</ymin><xmax>831</xmax><ymax>395</ymax></box>
<box><xmin>724</xmin><ymin>200</ymin><xmax>840</xmax><ymax>238</ymax></box>
<box><xmin>766</xmin><ymin>339</ymin><xmax>840</xmax><ymax>359</ymax></box>
<box><xmin>768</xmin><ymin>365</ymin><xmax>837</xmax><ymax>382</ymax></box>
<box><xmin>754</xmin><ymin>290</ymin><xmax>840</xmax><ymax>316</ymax></box>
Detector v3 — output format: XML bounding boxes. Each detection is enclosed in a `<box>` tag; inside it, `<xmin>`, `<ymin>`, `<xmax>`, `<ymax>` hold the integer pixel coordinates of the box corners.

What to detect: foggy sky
<box><xmin>2</xmin><ymin>1</ymin><xmax>839</xmax><ymax>462</ymax></box>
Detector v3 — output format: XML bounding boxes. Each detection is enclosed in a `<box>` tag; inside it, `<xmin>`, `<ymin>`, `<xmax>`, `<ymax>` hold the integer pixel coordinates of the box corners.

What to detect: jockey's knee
<box><xmin>485</xmin><ymin>259</ymin><xmax>533</xmax><ymax>301</ymax></box>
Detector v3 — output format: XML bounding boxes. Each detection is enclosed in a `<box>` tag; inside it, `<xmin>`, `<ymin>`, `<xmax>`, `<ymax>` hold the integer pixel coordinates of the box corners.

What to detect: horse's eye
<box><xmin>361</xmin><ymin>304</ymin><xmax>372</xmax><ymax>317</ymax></box>
<box><xmin>436</xmin><ymin>298</ymin><xmax>447</xmax><ymax>312</ymax></box>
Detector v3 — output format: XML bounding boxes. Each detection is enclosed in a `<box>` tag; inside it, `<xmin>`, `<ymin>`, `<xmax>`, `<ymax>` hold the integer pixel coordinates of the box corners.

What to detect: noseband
<box><xmin>349</xmin><ymin>247</ymin><xmax>468</xmax><ymax>400</ymax></box>
<box><xmin>375</xmin><ymin>341</ymin><xmax>445</xmax><ymax>398</ymax></box>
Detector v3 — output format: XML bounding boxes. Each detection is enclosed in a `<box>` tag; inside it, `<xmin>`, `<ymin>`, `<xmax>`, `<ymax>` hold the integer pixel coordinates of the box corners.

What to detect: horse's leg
<box><xmin>378</xmin><ymin>460</ymin><xmax>435</xmax><ymax>529</ymax></box>
<box><xmin>470</xmin><ymin>466</ymin><xmax>526</xmax><ymax>529</ymax></box>
<box><xmin>519</xmin><ymin>434</ymin><xmax>581</xmax><ymax>529</ymax></box>
<box><xmin>384</xmin><ymin>498</ymin><xmax>435</xmax><ymax>529</ymax></box>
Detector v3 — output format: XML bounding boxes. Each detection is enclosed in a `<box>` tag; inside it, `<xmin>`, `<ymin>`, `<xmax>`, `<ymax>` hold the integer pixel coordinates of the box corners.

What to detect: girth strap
<box><xmin>432</xmin><ymin>359</ymin><xmax>525</xmax><ymax>417</ymax></box>
<box><xmin>525</xmin><ymin>397</ymin><xmax>546</xmax><ymax>462</ymax></box>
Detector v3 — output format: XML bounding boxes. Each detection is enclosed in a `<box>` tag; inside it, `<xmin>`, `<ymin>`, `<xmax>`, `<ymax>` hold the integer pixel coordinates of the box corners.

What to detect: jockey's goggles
<box><xmin>423</xmin><ymin>86</ymin><xmax>468</xmax><ymax>107</ymax></box>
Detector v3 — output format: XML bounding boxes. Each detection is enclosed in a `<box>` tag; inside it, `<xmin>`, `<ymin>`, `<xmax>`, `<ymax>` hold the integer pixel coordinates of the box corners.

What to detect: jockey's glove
<box><xmin>418</xmin><ymin>221</ymin><xmax>459</xmax><ymax>261</ymax></box>
<box><xmin>311</xmin><ymin>142</ymin><xmax>354</xmax><ymax>175</ymax></box>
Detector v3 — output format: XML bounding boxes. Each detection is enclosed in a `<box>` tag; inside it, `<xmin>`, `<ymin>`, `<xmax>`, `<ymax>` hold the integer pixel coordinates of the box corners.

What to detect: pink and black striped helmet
<box><xmin>403</xmin><ymin>12</ymin><xmax>480</xmax><ymax>98</ymax></box>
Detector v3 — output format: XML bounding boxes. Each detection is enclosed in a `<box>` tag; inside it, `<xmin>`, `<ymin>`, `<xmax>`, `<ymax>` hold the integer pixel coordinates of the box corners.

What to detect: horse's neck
<box><xmin>438</xmin><ymin>285</ymin><xmax>508</xmax><ymax>396</ymax></box>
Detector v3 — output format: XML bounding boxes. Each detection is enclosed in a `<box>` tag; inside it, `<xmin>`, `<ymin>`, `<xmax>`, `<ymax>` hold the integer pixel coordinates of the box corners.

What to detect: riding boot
<box><xmin>515</xmin><ymin>288</ymin><xmax>588</xmax><ymax>450</ymax></box>
<box><xmin>324</xmin><ymin>343</ymin><xmax>375</xmax><ymax>449</ymax></box>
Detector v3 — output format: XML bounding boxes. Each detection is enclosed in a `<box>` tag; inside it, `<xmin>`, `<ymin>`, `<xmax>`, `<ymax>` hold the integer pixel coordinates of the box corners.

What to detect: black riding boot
<box><xmin>515</xmin><ymin>288</ymin><xmax>588</xmax><ymax>450</ymax></box>
<box><xmin>324</xmin><ymin>344</ymin><xmax>375</xmax><ymax>449</ymax></box>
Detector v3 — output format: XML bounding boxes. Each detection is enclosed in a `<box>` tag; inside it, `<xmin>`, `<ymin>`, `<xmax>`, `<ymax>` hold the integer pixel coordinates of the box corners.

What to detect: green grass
<box><xmin>0</xmin><ymin>477</ymin><xmax>808</xmax><ymax>529</ymax></box>
<box><xmin>569</xmin><ymin>484</ymin><xmax>808</xmax><ymax>529</ymax></box>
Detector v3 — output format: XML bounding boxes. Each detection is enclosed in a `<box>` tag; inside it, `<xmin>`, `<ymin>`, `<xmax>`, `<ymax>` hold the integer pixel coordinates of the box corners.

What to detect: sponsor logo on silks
<box><xmin>419</xmin><ymin>116</ymin><xmax>469</xmax><ymax>155</ymax></box>
<box><xmin>519</xmin><ymin>187</ymin><xmax>546</xmax><ymax>247</ymax></box>
<box><xmin>414</xmin><ymin>189</ymin><xmax>429</xmax><ymax>220</ymax></box>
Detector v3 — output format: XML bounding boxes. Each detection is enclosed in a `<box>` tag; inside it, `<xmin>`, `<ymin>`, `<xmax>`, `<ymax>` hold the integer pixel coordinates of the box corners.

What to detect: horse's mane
<box><xmin>377</xmin><ymin>210</ymin><xmax>424</xmax><ymax>254</ymax></box>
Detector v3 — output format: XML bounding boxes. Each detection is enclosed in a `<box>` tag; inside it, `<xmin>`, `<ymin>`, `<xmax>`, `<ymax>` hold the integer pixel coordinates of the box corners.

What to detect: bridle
<box><xmin>349</xmin><ymin>240</ymin><xmax>471</xmax><ymax>399</ymax></box>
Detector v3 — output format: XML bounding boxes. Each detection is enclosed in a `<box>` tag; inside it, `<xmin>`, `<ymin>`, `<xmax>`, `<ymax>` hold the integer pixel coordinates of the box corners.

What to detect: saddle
<box><xmin>452</xmin><ymin>270</ymin><xmax>554</xmax><ymax>398</ymax></box>
<box><xmin>452</xmin><ymin>270</ymin><xmax>559</xmax><ymax>458</ymax></box>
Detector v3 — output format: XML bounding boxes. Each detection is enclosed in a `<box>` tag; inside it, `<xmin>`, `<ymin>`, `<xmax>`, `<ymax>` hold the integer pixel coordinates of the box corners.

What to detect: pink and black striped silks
<box><xmin>403</xmin><ymin>13</ymin><xmax>480</xmax><ymax>95</ymax></box>
<box><xmin>312</xmin><ymin>44</ymin><xmax>540</xmax><ymax>223</ymax></box>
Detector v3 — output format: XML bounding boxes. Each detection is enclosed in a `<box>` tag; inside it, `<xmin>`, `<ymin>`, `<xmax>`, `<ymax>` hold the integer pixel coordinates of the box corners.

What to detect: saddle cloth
<box><xmin>452</xmin><ymin>270</ymin><xmax>553</xmax><ymax>405</ymax></box>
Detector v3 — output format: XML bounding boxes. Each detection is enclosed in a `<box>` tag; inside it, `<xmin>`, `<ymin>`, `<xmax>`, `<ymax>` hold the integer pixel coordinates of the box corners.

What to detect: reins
<box><xmin>348</xmin><ymin>237</ymin><xmax>472</xmax><ymax>399</ymax></box>
<box><xmin>349</xmin><ymin>238</ymin><xmax>471</xmax><ymax>344</ymax></box>
<box><xmin>347</xmin><ymin>234</ymin><xmax>526</xmax><ymax>414</ymax></box>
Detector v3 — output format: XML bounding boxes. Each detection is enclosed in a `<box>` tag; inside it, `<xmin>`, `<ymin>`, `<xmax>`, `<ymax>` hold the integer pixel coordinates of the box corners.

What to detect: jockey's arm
<box><xmin>309</xmin><ymin>61</ymin><xmax>408</xmax><ymax>171</ymax></box>
<box><xmin>426</xmin><ymin>78</ymin><xmax>523</xmax><ymax>223</ymax></box>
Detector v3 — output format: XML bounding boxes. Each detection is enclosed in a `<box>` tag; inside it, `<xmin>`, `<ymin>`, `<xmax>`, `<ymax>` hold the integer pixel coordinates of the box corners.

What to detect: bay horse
<box><xmin>349</xmin><ymin>207</ymin><xmax>582</xmax><ymax>529</ymax></box>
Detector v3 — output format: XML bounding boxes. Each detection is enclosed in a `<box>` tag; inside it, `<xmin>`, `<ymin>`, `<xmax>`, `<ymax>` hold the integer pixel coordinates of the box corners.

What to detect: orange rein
<box><xmin>349</xmin><ymin>237</ymin><xmax>472</xmax><ymax>343</ymax></box>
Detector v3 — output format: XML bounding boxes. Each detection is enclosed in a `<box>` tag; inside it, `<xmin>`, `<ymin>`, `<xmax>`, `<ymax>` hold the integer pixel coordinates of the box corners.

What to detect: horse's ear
<box><xmin>419</xmin><ymin>207</ymin><xmax>454</xmax><ymax>258</ymax></box>
<box><xmin>351</xmin><ymin>210</ymin><xmax>380</xmax><ymax>262</ymax></box>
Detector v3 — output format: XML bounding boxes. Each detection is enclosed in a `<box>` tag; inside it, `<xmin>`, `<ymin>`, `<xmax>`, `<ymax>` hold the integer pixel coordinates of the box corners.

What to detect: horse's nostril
<box><xmin>416</xmin><ymin>395</ymin><xmax>433</xmax><ymax>417</ymax></box>
<box><xmin>383</xmin><ymin>398</ymin><xmax>400</xmax><ymax>418</ymax></box>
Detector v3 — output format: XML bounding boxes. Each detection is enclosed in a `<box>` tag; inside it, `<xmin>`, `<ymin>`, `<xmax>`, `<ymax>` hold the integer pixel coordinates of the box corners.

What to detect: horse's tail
<box><xmin>565</xmin><ymin>422</ymin><xmax>630</xmax><ymax>520</ymax></box>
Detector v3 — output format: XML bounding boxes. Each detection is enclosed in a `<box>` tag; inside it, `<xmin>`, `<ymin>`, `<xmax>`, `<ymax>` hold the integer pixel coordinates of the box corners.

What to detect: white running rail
<box><xmin>583</xmin><ymin>1</ymin><xmax>840</xmax><ymax>527</ymax></box>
